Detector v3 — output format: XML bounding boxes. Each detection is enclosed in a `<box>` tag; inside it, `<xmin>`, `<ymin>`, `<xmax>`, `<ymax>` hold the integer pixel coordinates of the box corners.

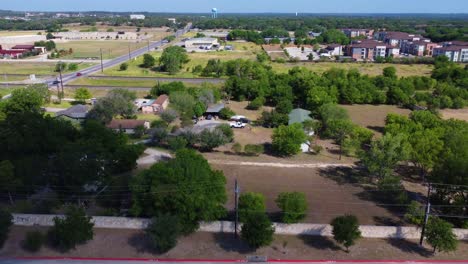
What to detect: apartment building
<box><xmin>346</xmin><ymin>40</ymin><xmax>398</xmax><ymax>61</ymax></box>
<box><xmin>375</xmin><ymin>31</ymin><xmax>438</xmax><ymax>56</ymax></box>
<box><xmin>433</xmin><ymin>41</ymin><xmax>468</xmax><ymax>62</ymax></box>
<box><xmin>341</xmin><ymin>28</ymin><xmax>374</xmax><ymax>39</ymax></box>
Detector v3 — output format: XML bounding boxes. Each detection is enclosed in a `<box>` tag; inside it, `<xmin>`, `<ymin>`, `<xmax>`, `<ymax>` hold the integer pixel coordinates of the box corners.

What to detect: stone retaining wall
<box><xmin>13</xmin><ymin>214</ymin><xmax>468</xmax><ymax>240</ymax></box>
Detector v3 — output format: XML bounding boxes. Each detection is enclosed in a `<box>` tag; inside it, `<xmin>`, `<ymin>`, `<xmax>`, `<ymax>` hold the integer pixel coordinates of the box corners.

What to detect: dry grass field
<box><xmin>440</xmin><ymin>108</ymin><xmax>468</xmax><ymax>122</ymax></box>
<box><xmin>0</xmin><ymin>62</ymin><xmax>96</xmax><ymax>75</ymax></box>
<box><xmin>0</xmin><ymin>30</ymin><xmax>45</xmax><ymax>36</ymax></box>
<box><xmin>55</xmin><ymin>40</ymin><xmax>150</xmax><ymax>60</ymax></box>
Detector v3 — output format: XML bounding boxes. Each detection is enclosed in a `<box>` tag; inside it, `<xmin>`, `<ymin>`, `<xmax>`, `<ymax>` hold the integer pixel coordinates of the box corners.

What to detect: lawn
<box><xmin>69</xmin><ymin>77</ymin><xmax>158</xmax><ymax>88</ymax></box>
<box><xmin>55</xmin><ymin>41</ymin><xmax>150</xmax><ymax>60</ymax></box>
<box><xmin>136</xmin><ymin>113</ymin><xmax>160</xmax><ymax>122</ymax></box>
<box><xmin>0</xmin><ymin>86</ymin><xmax>23</xmax><ymax>97</ymax></box>
<box><xmin>339</xmin><ymin>104</ymin><xmax>412</xmax><ymax>136</ymax></box>
<box><xmin>0</xmin><ymin>62</ymin><xmax>96</xmax><ymax>75</ymax></box>
<box><xmin>97</xmin><ymin>41</ymin><xmax>261</xmax><ymax>78</ymax></box>
<box><xmin>270</xmin><ymin>62</ymin><xmax>434</xmax><ymax>77</ymax></box>
<box><xmin>0</xmin><ymin>30</ymin><xmax>45</xmax><ymax>36</ymax></box>
<box><xmin>44</xmin><ymin>100</ymin><xmax>73</xmax><ymax>109</ymax></box>
<box><xmin>63</xmin><ymin>88</ymin><xmax>150</xmax><ymax>99</ymax></box>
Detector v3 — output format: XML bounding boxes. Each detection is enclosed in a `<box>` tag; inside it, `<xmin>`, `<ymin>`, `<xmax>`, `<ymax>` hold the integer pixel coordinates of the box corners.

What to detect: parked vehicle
<box><xmin>230</xmin><ymin>121</ymin><xmax>246</xmax><ymax>128</ymax></box>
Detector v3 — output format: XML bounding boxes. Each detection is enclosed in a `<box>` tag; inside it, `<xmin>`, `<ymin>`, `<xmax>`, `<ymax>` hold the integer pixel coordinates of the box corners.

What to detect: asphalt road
<box><xmin>47</xmin><ymin>24</ymin><xmax>192</xmax><ymax>86</ymax></box>
<box><xmin>88</xmin><ymin>75</ymin><xmax>226</xmax><ymax>84</ymax></box>
<box><xmin>1</xmin><ymin>260</ymin><xmax>466</xmax><ymax>264</ymax></box>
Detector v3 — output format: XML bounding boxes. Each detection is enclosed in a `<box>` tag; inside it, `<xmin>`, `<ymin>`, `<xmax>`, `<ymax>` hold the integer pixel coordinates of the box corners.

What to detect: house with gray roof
<box><xmin>56</xmin><ymin>104</ymin><xmax>89</xmax><ymax>122</ymax></box>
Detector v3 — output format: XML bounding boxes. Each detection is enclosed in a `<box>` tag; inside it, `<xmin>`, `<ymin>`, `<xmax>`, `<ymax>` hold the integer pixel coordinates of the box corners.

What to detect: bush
<box><xmin>247</xmin><ymin>97</ymin><xmax>265</xmax><ymax>110</ymax></box>
<box><xmin>48</xmin><ymin>206</ymin><xmax>94</xmax><ymax>252</ymax></box>
<box><xmin>272</xmin><ymin>124</ymin><xmax>307</xmax><ymax>156</ymax></box>
<box><xmin>241</xmin><ymin>213</ymin><xmax>275</xmax><ymax>249</ymax></box>
<box><xmin>160</xmin><ymin>109</ymin><xmax>178</xmax><ymax>124</ymax></box>
<box><xmin>311</xmin><ymin>145</ymin><xmax>323</xmax><ymax>154</ymax></box>
<box><xmin>275</xmin><ymin>192</ymin><xmax>308</xmax><ymax>223</ymax></box>
<box><xmin>168</xmin><ymin>136</ymin><xmax>188</xmax><ymax>151</ymax></box>
<box><xmin>244</xmin><ymin>144</ymin><xmax>264</xmax><ymax>156</ymax></box>
<box><xmin>199</xmin><ymin>129</ymin><xmax>228</xmax><ymax>151</ymax></box>
<box><xmin>120</xmin><ymin>63</ymin><xmax>129</xmax><ymax>71</ymax></box>
<box><xmin>331</xmin><ymin>215</ymin><xmax>362</xmax><ymax>252</ymax></box>
<box><xmin>22</xmin><ymin>231</ymin><xmax>44</xmax><ymax>252</ymax></box>
<box><xmin>146</xmin><ymin>214</ymin><xmax>181</xmax><ymax>253</ymax></box>
<box><xmin>215</xmin><ymin>124</ymin><xmax>234</xmax><ymax>142</ymax></box>
<box><xmin>231</xmin><ymin>142</ymin><xmax>243</xmax><ymax>154</ymax></box>
<box><xmin>404</xmin><ymin>201</ymin><xmax>425</xmax><ymax>226</ymax></box>
<box><xmin>426</xmin><ymin>217</ymin><xmax>458</xmax><ymax>254</ymax></box>
<box><xmin>0</xmin><ymin>209</ymin><xmax>13</xmax><ymax>249</ymax></box>
<box><xmin>219</xmin><ymin>107</ymin><xmax>235</xmax><ymax>120</ymax></box>
<box><xmin>67</xmin><ymin>63</ymin><xmax>78</xmax><ymax>71</ymax></box>
<box><xmin>142</xmin><ymin>53</ymin><xmax>156</xmax><ymax>68</ymax></box>
<box><xmin>239</xmin><ymin>192</ymin><xmax>266</xmax><ymax>222</ymax></box>
<box><xmin>377</xmin><ymin>175</ymin><xmax>408</xmax><ymax>204</ymax></box>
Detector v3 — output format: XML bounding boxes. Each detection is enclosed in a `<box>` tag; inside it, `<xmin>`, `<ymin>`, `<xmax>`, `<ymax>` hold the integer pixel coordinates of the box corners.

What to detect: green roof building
<box><xmin>288</xmin><ymin>108</ymin><xmax>313</xmax><ymax>126</ymax></box>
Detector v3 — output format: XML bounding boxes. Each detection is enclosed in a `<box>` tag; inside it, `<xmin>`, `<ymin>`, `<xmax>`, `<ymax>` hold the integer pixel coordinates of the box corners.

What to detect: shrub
<box><xmin>275</xmin><ymin>192</ymin><xmax>308</xmax><ymax>223</ymax></box>
<box><xmin>239</xmin><ymin>192</ymin><xmax>266</xmax><ymax>222</ymax></box>
<box><xmin>168</xmin><ymin>136</ymin><xmax>188</xmax><ymax>151</ymax></box>
<box><xmin>231</xmin><ymin>142</ymin><xmax>243</xmax><ymax>154</ymax></box>
<box><xmin>160</xmin><ymin>109</ymin><xmax>178</xmax><ymax>124</ymax></box>
<box><xmin>426</xmin><ymin>217</ymin><xmax>458</xmax><ymax>254</ymax></box>
<box><xmin>48</xmin><ymin>206</ymin><xmax>94</xmax><ymax>252</ymax></box>
<box><xmin>244</xmin><ymin>144</ymin><xmax>264</xmax><ymax>156</ymax></box>
<box><xmin>120</xmin><ymin>63</ymin><xmax>129</xmax><ymax>71</ymax></box>
<box><xmin>146</xmin><ymin>214</ymin><xmax>181</xmax><ymax>253</ymax></box>
<box><xmin>0</xmin><ymin>209</ymin><xmax>13</xmax><ymax>249</ymax></box>
<box><xmin>331</xmin><ymin>215</ymin><xmax>361</xmax><ymax>252</ymax></box>
<box><xmin>22</xmin><ymin>231</ymin><xmax>44</xmax><ymax>252</ymax></box>
<box><xmin>219</xmin><ymin>107</ymin><xmax>236</xmax><ymax>120</ymax></box>
<box><xmin>142</xmin><ymin>53</ymin><xmax>156</xmax><ymax>68</ymax></box>
<box><xmin>404</xmin><ymin>201</ymin><xmax>425</xmax><ymax>226</ymax></box>
<box><xmin>215</xmin><ymin>124</ymin><xmax>234</xmax><ymax>142</ymax></box>
<box><xmin>199</xmin><ymin>129</ymin><xmax>228</xmax><ymax>151</ymax></box>
<box><xmin>272</xmin><ymin>124</ymin><xmax>307</xmax><ymax>156</ymax></box>
<box><xmin>241</xmin><ymin>213</ymin><xmax>275</xmax><ymax>249</ymax></box>
<box><xmin>247</xmin><ymin>97</ymin><xmax>265</xmax><ymax>110</ymax></box>
<box><xmin>311</xmin><ymin>145</ymin><xmax>323</xmax><ymax>154</ymax></box>
<box><xmin>377</xmin><ymin>175</ymin><xmax>408</xmax><ymax>204</ymax></box>
<box><xmin>67</xmin><ymin>63</ymin><xmax>78</xmax><ymax>71</ymax></box>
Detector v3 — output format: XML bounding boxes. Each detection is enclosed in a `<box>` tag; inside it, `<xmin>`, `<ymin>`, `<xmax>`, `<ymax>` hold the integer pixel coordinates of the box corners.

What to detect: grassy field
<box><xmin>270</xmin><ymin>61</ymin><xmax>434</xmax><ymax>77</ymax></box>
<box><xmin>0</xmin><ymin>30</ymin><xmax>45</xmax><ymax>36</ymax></box>
<box><xmin>69</xmin><ymin>78</ymin><xmax>158</xmax><ymax>87</ymax></box>
<box><xmin>0</xmin><ymin>62</ymin><xmax>96</xmax><ymax>75</ymax></box>
<box><xmin>98</xmin><ymin>41</ymin><xmax>261</xmax><ymax>78</ymax></box>
<box><xmin>55</xmin><ymin>41</ymin><xmax>151</xmax><ymax>60</ymax></box>
<box><xmin>63</xmin><ymin>88</ymin><xmax>150</xmax><ymax>99</ymax></box>
<box><xmin>0</xmin><ymin>86</ymin><xmax>23</xmax><ymax>97</ymax></box>
<box><xmin>44</xmin><ymin>100</ymin><xmax>73</xmax><ymax>109</ymax></box>
<box><xmin>340</xmin><ymin>104</ymin><xmax>412</xmax><ymax>136</ymax></box>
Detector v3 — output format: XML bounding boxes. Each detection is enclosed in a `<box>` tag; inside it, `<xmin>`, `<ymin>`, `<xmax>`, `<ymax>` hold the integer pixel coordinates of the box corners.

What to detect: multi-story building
<box><xmin>130</xmin><ymin>14</ymin><xmax>145</xmax><ymax>20</ymax></box>
<box><xmin>375</xmin><ymin>31</ymin><xmax>437</xmax><ymax>56</ymax></box>
<box><xmin>346</xmin><ymin>40</ymin><xmax>398</xmax><ymax>61</ymax></box>
<box><xmin>433</xmin><ymin>41</ymin><xmax>468</xmax><ymax>62</ymax></box>
<box><xmin>341</xmin><ymin>28</ymin><xmax>374</xmax><ymax>39</ymax></box>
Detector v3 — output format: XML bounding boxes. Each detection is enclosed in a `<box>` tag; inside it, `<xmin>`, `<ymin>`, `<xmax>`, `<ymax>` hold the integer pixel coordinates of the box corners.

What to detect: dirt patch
<box><xmin>213</xmin><ymin>164</ymin><xmax>402</xmax><ymax>225</ymax></box>
<box><xmin>339</xmin><ymin>104</ymin><xmax>412</xmax><ymax>136</ymax></box>
<box><xmin>226</xmin><ymin>101</ymin><xmax>273</xmax><ymax>121</ymax></box>
<box><xmin>2</xmin><ymin>226</ymin><xmax>467</xmax><ymax>260</ymax></box>
<box><xmin>440</xmin><ymin>108</ymin><xmax>468</xmax><ymax>122</ymax></box>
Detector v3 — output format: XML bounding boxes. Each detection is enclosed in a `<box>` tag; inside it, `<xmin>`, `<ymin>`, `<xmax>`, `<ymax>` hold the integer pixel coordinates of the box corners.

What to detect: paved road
<box><xmin>46</xmin><ymin>24</ymin><xmax>192</xmax><ymax>86</ymax></box>
<box><xmin>1</xmin><ymin>259</ymin><xmax>465</xmax><ymax>264</ymax></box>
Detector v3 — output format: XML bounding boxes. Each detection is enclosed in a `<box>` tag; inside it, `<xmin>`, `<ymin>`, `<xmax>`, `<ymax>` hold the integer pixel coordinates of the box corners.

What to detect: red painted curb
<box><xmin>6</xmin><ymin>257</ymin><xmax>468</xmax><ymax>263</ymax></box>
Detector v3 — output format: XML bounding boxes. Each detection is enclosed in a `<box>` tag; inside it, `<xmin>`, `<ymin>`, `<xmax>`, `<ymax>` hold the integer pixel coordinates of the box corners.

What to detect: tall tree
<box><xmin>327</xmin><ymin>119</ymin><xmax>355</xmax><ymax>160</ymax></box>
<box><xmin>331</xmin><ymin>215</ymin><xmax>362</xmax><ymax>252</ymax></box>
<box><xmin>0</xmin><ymin>160</ymin><xmax>20</xmax><ymax>205</ymax></box>
<box><xmin>425</xmin><ymin>217</ymin><xmax>458</xmax><ymax>254</ymax></box>
<box><xmin>241</xmin><ymin>213</ymin><xmax>275</xmax><ymax>249</ymax></box>
<box><xmin>272</xmin><ymin>124</ymin><xmax>307</xmax><ymax>156</ymax></box>
<box><xmin>275</xmin><ymin>192</ymin><xmax>308</xmax><ymax>223</ymax></box>
<box><xmin>239</xmin><ymin>192</ymin><xmax>266</xmax><ymax>222</ymax></box>
<box><xmin>159</xmin><ymin>46</ymin><xmax>189</xmax><ymax>74</ymax></box>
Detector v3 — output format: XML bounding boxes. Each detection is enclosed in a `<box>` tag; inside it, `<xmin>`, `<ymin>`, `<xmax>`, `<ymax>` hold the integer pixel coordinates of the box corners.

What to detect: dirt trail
<box><xmin>208</xmin><ymin>159</ymin><xmax>354</xmax><ymax>168</ymax></box>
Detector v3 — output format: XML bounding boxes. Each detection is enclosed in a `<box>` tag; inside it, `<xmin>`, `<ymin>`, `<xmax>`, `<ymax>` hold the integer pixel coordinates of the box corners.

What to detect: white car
<box><xmin>230</xmin><ymin>121</ymin><xmax>246</xmax><ymax>128</ymax></box>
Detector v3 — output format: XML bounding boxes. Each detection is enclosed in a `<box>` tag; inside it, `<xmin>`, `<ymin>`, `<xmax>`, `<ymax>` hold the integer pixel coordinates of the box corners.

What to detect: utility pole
<box><xmin>234</xmin><ymin>179</ymin><xmax>240</xmax><ymax>237</ymax></box>
<box><xmin>419</xmin><ymin>183</ymin><xmax>432</xmax><ymax>246</ymax></box>
<box><xmin>100</xmin><ymin>48</ymin><xmax>104</xmax><ymax>73</ymax></box>
<box><xmin>58</xmin><ymin>62</ymin><xmax>64</xmax><ymax>102</ymax></box>
<box><xmin>128</xmin><ymin>43</ymin><xmax>131</xmax><ymax>60</ymax></box>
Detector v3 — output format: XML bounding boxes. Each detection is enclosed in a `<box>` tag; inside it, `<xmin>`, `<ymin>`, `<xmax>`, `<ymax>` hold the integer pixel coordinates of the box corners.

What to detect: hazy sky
<box><xmin>3</xmin><ymin>0</ymin><xmax>468</xmax><ymax>13</ymax></box>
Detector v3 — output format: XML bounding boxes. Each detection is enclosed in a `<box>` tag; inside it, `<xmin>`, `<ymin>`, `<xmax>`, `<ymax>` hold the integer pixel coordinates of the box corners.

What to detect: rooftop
<box><xmin>154</xmin><ymin>94</ymin><xmax>169</xmax><ymax>105</ymax></box>
<box><xmin>56</xmin><ymin>104</ymin><xmax>89</xmax><ymax>119</ymax></box>
<box><xmin>288</xmin><ymin>108</ymin><xmax>313</xmax><ymax>126</ymax></box>
<box><xmin>206</xmin><ymin>103</ymin><xmax>225</xmax><ymax>113</ymax></box>
<box><xmin>106</xmin><ymin>119</ymin><xmax>148</xmax><ymax>129</ymax></box>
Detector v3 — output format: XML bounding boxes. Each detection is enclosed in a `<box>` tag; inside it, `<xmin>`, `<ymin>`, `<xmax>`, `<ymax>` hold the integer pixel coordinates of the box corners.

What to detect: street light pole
<box><xmin>100</xmin><ymin>48</ymin><xmax>104</xmax><ymax>73</ymax></box>
<box><xmin>234</xmin><ymin>179</ymin><xmax>240</xmax><ymax>237</ymax></box>
<box><xmin>58</xmin><ymin>61</ymin><xmax>64</xmax><ymax>102</ymax></box>
<box><xmin>128</xmin><ymin>43</ymin><xmax>131</xmax><ymax>60</ymax></box>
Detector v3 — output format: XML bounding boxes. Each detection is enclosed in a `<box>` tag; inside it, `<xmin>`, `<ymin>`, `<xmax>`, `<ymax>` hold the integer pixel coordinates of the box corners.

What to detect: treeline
<box><xmin>193</xmin><ymin>16</ymin><xmax>468</xmax><ymax>42</ymax></box>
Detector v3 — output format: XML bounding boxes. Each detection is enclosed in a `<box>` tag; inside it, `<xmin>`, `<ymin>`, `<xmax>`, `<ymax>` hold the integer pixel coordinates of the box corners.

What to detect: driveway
<box><xmin>191</xmin><ymin>119</ymin><xmax>223</xmax><ymax>134</ymax></box>
<box><xmin>137</xmin><ymin>148</ymin><xmax>172</xmax><ymax>166</ymax></box>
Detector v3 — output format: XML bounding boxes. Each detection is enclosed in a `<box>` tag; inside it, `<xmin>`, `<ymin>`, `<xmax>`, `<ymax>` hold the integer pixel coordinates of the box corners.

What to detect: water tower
<box><xmin>211</xmin><ymin>8</ymin><xmax>218</xmax><ymax>19</ymax></box>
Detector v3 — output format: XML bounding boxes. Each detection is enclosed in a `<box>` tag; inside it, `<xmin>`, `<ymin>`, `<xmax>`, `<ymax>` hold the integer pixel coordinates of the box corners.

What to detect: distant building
<box><xmin>54</xmin><ymin>31</ymin><xmax>143</xmax><ymax>40</ymax></box>
<box><xmin>346</xmin><ymin>40</ymin><xmax>396</xmax><ymax>61</ymax></box>
<box><xmin>341</xmin><ymin>28</ymin><xmax>374</xmax><ymax>39</ymax></box>
<box><xmin>168</xmin><ymin>18</ymin><xmax>177</xmax><ymax>24</ymax></box>
<box><xmin>325</xmin><ymin>44</ymin><xmax>343</xmax><ymax>56</ymax></box>
<box><xmin>56</xmin><ymin>104</ymin><xmax>89</xmax><ymax>122</ymax></box>
<box><xmin>308</xmin><ymin>32</ymin><xmax>322</xmax><ymax>38</ymax></box>
<box><xmin>106</xmin><ymin>119</ymin><xmax>150</xmax><ymax>134</ymax></box>
<box><xmin>205</xmin><ymin>103</ymin><xmax>225</xmax><ymax>118</ymax></box>
<box><xmin>130</xmin><ymin>14</ymin><xmax>145</xmax><ymax>20</ymax></box>
<box><xmin>433</xmin><ymin>42</ymin><xmax>468</xmax><ymax>62</ymax></box>
<box><xmin>184</xmin><ymin>38</ymin><xmax>220</xmax><ymax>50</ymax></box>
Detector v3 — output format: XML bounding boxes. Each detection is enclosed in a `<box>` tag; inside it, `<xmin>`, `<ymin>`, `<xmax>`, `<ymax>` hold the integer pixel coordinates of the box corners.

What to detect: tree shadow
<box><xmin>373</xmin><ymin>216</ymin><xmax>405</xmax><ymax>226</ymax></box>
<box><xmin>367</xmin><ymin>125</ymin><xmax>385</xmax><ymax>135</ymax></box>
<box><xmin>128</xmin><ymin>232</ymin><xmax>153</xmax><ymax>254</ymax></box>
<box><xmin>298</xmin><ymin>235</ymin><xmax>341</xmax><ymax>251</ymax></box>
<box><xmin>319</xmin><ymin>166</ymin><xmax>365</xmax><ymax>185</ymax></box>
<box><xmin>213</xmin><ymin>232</ymin><xmax>253</xmax><ymax>254</ymax></box>
<box><xmin>386</xmin><ymin>238</ymin><xmax>432</xmax><ymax>257</ymax></box>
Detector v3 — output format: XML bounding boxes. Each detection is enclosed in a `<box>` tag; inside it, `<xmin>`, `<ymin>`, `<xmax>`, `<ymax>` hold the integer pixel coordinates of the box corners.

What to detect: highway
<box><xmin>1</xmin><ymin>259</ymin><xmax>466</xmax><ymax>264</ymax></box>
<box><xmin>47</xmin><ymin>23</ymin><xmax>192</xmax><ymax>86</ymax></box>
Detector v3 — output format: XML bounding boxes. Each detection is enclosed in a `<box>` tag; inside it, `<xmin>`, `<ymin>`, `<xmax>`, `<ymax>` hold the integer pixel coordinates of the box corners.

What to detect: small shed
<box><xmin>205</xmin><ymin>103</ymin><xmax>225</xmax><ymax>117</ymax></box>
<box><xmin>288</xmin><ymin>108</ymin><xmax>313</xmax><ymax>126</ymax></box>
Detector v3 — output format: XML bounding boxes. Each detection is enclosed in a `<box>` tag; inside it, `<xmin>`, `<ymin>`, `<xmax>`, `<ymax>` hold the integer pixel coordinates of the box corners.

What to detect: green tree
<box><xmin>199</xmin><ymin>128</ymin><xmax>228</xmax><ymax>151</ymax></box>
<box><xmin>426</xmin><ymin>217</ymin><xmax>458</xmax><ymax>254</ymax></box>
<box><xmin>130</xmin><ymin>149</ymin><xmax>227</xmax><ymax>234</ymax></box>
<box><xmin>331</xmin><ymin>215</ymin><xmax>362</xmax><ymax>252</ymax></box>
<box><xmin>215</xmin><ymin>124</ymin><xmax>234</xmax><ymax>142</ymax></box>
<box><xmin>74</xmin><ymin>88</ymin><xmax>92</xmax><ymax>103</ymax></box>
<box><xmin>276</xmin><ymin>192</ymin><xmax>308</xmax><ymax>223</ymax></box>
<box><xmin>88</xmin><ymin>89</ymin><xmax>137</xmax><ymax>123</ymax></box>
<box><xmin>48</xmin><ymin>206</ymin><xmax>94</xmax><ymax>252</ymax></box>
<box><xmin>272</xmin><ymin>123</ymin><xmax>307</xmax><ymax>156</ymax></box>
<box><xmin>160</xmin><ymin>109</ymin><xmax>178</xmax><ymax>124</ymax></box>
<box><xmin>142</xmin><ymin>53</ymin><xmax>156</xmax><ymax>68</ymax></box>
<box><xmin>22</xmin><ymin>231</ymin><xmax>44</xmax><ymax>252</ymax></box>
<box><xmin>0</xmin><ymin>209</ymin><xmax>12</xmax><ymax>249</ymax></box>
<box><xmin>2</xmin><ymin>87</ymin><xmax>45</xmax><ymax>115</ymax></box>
<box><xmin>0</xmin><ymin>160</ymin><xmax>20</xmax><ymax>205</ymax></box>
<box><xmin>383</xmin><ymin>66</ymin><xmax>397</xmax><ymax>79</ymax></box>
<box><xmin>54</xmin><ymin>62</ymin><xmax>67</xmax><ymax>72</ymax></box>
<box><xmin>67</xmin><ymin>63</ymin><xmax>78</xmax><ymax>71</ymax></box>
<box><xmin>119</xmin><ymin>62</ymin><xmax>129</xmax><ymax>71</ymax></box>
<box><xmin>46</xmin><ymin>32</ymin><xmax>54</xmax><ymax>40</ymax></box>
<box><xmin>159</xmin><ymin>46</ymin><xmax>189</xmax><ymax>74</ymax></box>
<box><xmin>360</xmin><ymin>134</ymin><xmax>411</xmax><ymax>180</ymax></box>
<box><xmin>146</xmin><ymin>214</ymin><xmax>181</xmax><ymax>253</ymax></box>
<box><xmin>241</xmin><ymin>213</ymin><xmax>275</xmax><ymax>249</ymax></box>
<box><xmin>404</xmin><ymin>201</ymin><xmax>425</xmax><ymax>226</ymax></box>
<box><xmin>239</xmin><ymin>192</ymin><xmax>266</xmax><ymax>222</ymax></box>
<box><xmin>410</xmin><ymin>129</ymin><xmax>444</xmax><ymax>178</ymax></box>
<box><xmin>327</xmin><ymin>119</ymin><xmax>355</xmax><ymax>160</ymax></box>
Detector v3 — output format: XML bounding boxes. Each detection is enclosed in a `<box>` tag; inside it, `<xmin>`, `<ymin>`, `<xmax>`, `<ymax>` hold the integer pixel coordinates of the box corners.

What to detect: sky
<box><xmin>2</xmin><ymin>0</ymin><xmax>468</xmax><ymax>13</ymax></box>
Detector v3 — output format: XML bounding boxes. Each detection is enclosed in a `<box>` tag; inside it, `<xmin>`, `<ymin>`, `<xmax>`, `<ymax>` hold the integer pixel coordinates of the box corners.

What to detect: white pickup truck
<box><xmin>230</xmin><ymin>121</ymin><xmax>246</xmax><ymax>128</ymax></box>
